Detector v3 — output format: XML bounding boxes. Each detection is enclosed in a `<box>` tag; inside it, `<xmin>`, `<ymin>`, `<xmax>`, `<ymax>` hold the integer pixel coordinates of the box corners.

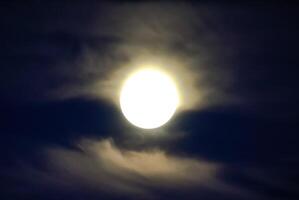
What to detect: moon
<box><xmin>120</xmin><ymin>69</ymin><xmax>179</xmax><ymax>129</ymax></box>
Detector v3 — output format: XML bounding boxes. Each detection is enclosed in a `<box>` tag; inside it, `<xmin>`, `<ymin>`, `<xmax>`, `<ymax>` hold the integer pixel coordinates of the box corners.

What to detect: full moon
<box><xmin>120</xmin><ymin>69</ymin><xmax>179</xmax><ymax>129</ymax></box>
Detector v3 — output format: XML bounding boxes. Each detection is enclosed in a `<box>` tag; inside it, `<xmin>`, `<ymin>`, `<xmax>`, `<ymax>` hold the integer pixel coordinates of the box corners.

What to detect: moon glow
<box><xmin>120</xmin><ymin>69</ymin><xmax>179</xmax><ymax>129</ymax></box>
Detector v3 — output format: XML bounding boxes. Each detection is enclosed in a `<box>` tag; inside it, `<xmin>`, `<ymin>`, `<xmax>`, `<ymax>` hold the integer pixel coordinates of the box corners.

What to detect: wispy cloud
<box><xmin>10</xmin><ymin>137</ymin><xmax>264</xmax><ymax>200</ymax></box>
<box><xmin>47</xmin><ymin>2</ymin><xmax>235</xmax><ymax>111</ymax></box>
<box><xmin>1</xmin><ymin>137</ymin><xmax>289</xmax><ymax>200</ymax></box>
<box><xmin>42</xmin><ymin>138</ymin><xmax>219</xmax><ymax>198</ymax></box>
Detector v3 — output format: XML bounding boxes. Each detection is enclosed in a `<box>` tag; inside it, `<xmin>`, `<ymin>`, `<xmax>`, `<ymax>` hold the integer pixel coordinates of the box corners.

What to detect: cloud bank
<box><xmin>2</xmin><ymin>138</ymin><xmax>256</xmax><ymax>199</ymax></box>
<box><xmin>44</xmin><ymin>138</ymin><xmax>219</xmax><ymax>198</ymax></box>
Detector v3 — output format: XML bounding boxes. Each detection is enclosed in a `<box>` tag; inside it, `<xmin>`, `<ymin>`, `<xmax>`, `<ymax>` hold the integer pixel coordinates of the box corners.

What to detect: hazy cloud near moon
<box><xmin>48</xmin><ymin>2</ymin><xmax>234</xmax><ymax>111</ymax></box>
<box><xmin>23</xmin><ymin>138</ymin><xmax>251</xmax><ymax>199</ymax></box>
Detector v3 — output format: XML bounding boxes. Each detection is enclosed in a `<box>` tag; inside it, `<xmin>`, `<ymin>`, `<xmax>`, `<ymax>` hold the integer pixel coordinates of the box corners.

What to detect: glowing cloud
<box><xmin>49</xmin><ymin>2</ymin><xmax>233</xmax><ymax>112</ymax></box>
<box><xmin>42</xmin><ymin>138</ymin><xmax>221</xmax><ymax>198</ymax></box>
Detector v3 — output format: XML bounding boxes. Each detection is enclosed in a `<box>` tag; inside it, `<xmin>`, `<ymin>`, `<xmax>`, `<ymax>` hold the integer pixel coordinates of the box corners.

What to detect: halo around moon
<box><xmin>120</xmin><ymin>69</ymin><xmax>179</xmax><ymax>129</ymax></box>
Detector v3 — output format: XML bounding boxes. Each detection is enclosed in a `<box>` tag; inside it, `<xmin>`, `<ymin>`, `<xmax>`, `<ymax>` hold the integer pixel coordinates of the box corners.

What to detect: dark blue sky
<box><xmin>0</xmin><ymin>1</ymin><xmax>298</xmax><ymax>200</ymax></box>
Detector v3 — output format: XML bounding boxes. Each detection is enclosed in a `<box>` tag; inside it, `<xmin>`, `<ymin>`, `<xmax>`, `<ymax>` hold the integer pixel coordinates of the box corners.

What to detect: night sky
<box><xmin>1</xmin><ymin>1</ymin><xmax>299</xmax><ymax>200</ymax></box>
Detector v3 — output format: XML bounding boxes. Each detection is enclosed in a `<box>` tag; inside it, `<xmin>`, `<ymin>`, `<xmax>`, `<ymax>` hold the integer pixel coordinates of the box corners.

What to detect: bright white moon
<box><xmin>120</xmin><ymin>69</ymin><xmax>179</xmax><ymax>129</ymax></box>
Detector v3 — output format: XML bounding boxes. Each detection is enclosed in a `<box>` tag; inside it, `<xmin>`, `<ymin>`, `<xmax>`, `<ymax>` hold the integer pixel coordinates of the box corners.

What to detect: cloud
<box><xmin>41</xmin><ymin>138</ymin><xmax>217</xmax><ymax>198</ymax></box>
<box><xmin>0</xmin><ymin>138</ymin><xmax>252</xmax><ymax>199</ymax></box>
<box><xmin>2</xmin><ymin>137</ymin><xmax>292</xmax><ymax>200</ymax></box>
<box><xmin>0</xmin><ymin>2</ymin><xmax>236</xmax><ymax>111</ymax></box>
<box><xmin>44</xmin><ymin>2</ymin><xmax>235</xmax><ymax>111</ymax></box>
